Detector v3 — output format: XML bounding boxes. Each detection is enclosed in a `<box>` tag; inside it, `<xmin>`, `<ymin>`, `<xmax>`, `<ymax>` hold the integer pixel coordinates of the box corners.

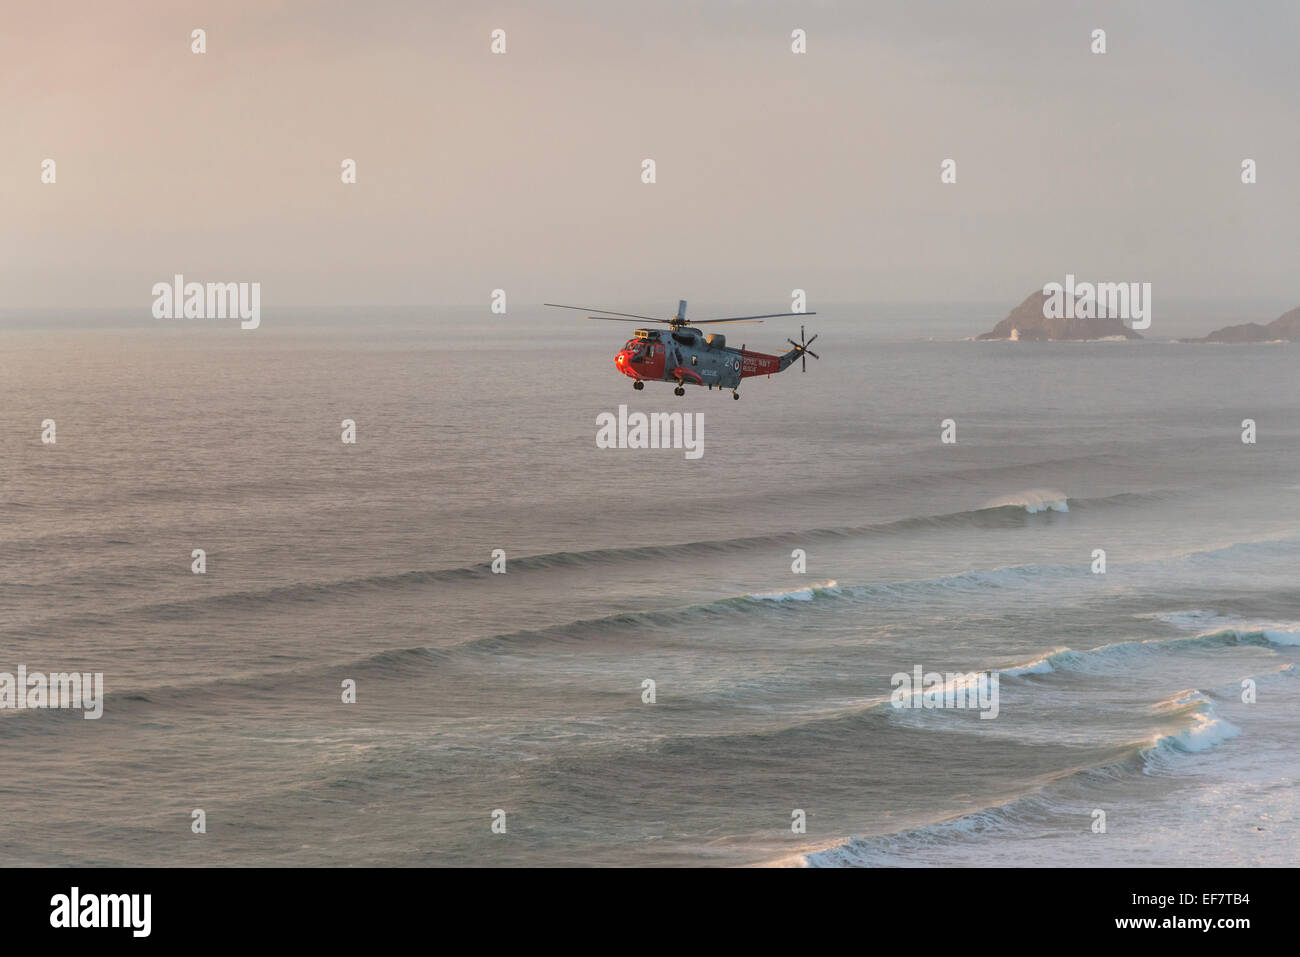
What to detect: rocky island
<box><xmin>976</xmin><ymin>290</ymin><xmax>1143</xmax><ymax>341</ymax></box>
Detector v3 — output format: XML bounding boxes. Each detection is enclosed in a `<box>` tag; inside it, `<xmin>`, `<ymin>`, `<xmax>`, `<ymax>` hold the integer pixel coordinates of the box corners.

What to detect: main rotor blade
<box><xmin>688</xmin><ymin>318</ymin><xmax>764</xmax><ymax>325</ymax></box>
<box><xmin>587</xmin><ymin>316</ymin><xmax>670</xmax><ymax>323</ymax></box>
<box><xmin>697</xmin><ymin>311</ymin><xmax>817</xmax><ymax>323</ymax></box>
<box><xmin>543</xmin><ymin>303</ymin><xmax>665</xmax><ymax>322</ymax></box>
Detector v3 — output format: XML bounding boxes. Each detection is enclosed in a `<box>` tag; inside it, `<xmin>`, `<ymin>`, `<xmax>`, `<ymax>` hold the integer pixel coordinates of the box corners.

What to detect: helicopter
<box><xmin>544</xmin><ymin>300</ymin><xmax>819</xmax><ymax>399</ymax></box>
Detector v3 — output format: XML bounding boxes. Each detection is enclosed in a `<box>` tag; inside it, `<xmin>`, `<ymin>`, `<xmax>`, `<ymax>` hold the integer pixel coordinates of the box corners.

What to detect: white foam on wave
<box><xmin>1263</xmin><ymin>628</ymin><xmax>1300</xmax><ymax>646</ymax></box>
<box><xmin>748</xmin><ymin>580</ymin><xmax>839</xmax><ymax>602</ymax></box>
<box><xmin>1153</xmin><ymin>610</ymin><xmax>1300</xmax><ymax>646</ymax></box>
<box><xmin>1146</xmin><ymin>692</ymin><xmax>1240</xmax><ymax>758</ymax></box>
<box><xmin>995</xmin><ymin>627</ymin><xmax>1279</xmax><ymax>682</ymax></box>
<box><xmin>980</xmin><ymin>488</ymin><xmax>1069</xmax><ymax>514</ymax></box>
<box><xmin>1000</xmin><ymin>654</ymin><xmax>1059</xmax><ymax>676</ymax></box>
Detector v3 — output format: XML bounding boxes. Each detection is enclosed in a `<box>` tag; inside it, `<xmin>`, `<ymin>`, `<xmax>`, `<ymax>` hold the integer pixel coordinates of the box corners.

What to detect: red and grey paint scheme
<box><xmin>545</xmin><ymin>299</ymin><xmax>819</xmax><ymax>400</ymax></box>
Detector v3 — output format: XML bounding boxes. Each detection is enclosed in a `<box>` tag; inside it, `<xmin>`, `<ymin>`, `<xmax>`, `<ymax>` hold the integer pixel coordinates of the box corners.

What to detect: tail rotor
<box><xmin>787</xmin><ymin>326</ymin><xmax>821</xmax><ymax>371</ymax></box>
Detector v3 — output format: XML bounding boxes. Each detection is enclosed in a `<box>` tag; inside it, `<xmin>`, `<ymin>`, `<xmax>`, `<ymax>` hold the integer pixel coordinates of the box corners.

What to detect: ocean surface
<box><xmin>2</xmin><ymin>303</ymin><xmax>1297</xmax><ymax>866</ymax></box>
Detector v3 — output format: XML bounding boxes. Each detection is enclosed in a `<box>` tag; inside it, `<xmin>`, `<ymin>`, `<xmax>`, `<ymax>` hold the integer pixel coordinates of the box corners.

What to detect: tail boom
<box><xmin>738</xmin><ymin>349</ymin><xmax>784</xmax><ymax>378</ymax></box>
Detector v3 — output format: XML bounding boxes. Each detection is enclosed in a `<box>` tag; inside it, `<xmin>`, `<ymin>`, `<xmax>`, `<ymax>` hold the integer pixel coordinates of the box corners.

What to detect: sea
<box><xmin>1</xmin><ymin>301</ymin><xmax>1296</xmax><ymax>866</ymax></box>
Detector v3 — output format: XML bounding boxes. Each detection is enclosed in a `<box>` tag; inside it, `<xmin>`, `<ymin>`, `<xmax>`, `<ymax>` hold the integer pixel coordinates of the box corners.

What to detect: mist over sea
<box><xmin>2</xmin><ymin>303</ymin><xmax>1297</xmax><ymax>866</ymax></box>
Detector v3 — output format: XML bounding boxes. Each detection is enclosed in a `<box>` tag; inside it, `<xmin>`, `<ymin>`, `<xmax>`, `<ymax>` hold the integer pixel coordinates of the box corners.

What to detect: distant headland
<box><xmin>1181</xmin><ymin>306</ymin><xmax>1300</xmax><ymax>343</ymax></box>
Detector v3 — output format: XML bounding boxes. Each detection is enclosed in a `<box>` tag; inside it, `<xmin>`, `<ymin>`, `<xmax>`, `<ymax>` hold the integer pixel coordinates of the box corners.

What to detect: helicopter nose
<box><xmin>615</xmin><ymin>350</ymin><xmax>632</xmax><ymax>375</ymax></box>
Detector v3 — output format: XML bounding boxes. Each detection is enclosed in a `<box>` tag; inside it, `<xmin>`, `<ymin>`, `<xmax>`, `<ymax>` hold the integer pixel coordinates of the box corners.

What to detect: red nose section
<box><xmin>615</xmin><ymin>350</ymin><xmax>637</xmax><ymax>378</ymax></box>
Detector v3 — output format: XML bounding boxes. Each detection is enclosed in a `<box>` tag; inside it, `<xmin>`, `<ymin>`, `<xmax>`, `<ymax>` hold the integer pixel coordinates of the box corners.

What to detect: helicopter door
<box><xmin>643</xmin><ymin>343</ymin><xmax>667</xmax><ymax>380</ymax></box>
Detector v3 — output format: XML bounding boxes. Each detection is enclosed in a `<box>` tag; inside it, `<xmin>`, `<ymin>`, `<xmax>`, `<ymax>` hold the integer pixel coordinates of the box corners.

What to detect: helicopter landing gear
<box><xmin>732</xmin><ymin>391</ymin><xmax>740</xmax><ymax>400</ymax></box>
<box><xmin>633</xmin><ymin>380</ymin><xmax>644</xmax><ymax>390</ymax></box>
<box><xmin>674</xmin><ymin>386</ymin><xmax>685</xmax><ymax>397</ymax></box>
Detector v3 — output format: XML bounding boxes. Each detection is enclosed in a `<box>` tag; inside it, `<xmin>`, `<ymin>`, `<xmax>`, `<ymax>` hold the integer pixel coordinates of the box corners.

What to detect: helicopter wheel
<box><xmin>732</xmin><ymin>391</ymin><xmax>740</xmax><ymax>400</ymax></box>
<box><xmin>633</xmin><ymin>380</ymin><xmax>644</xmax><ymax>390</ymax></box>
<box><xmin>674</xmin><ymin>386</ymin><xmax>685</xmax><ymax>397</ymax></box>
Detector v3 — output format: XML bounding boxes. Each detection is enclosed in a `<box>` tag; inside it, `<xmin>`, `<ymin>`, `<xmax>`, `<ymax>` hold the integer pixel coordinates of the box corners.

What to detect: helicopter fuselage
<box><xmin>614</xmin><ymin>327</ymin><xmax>794</xmax><ymax>392</ymax></box>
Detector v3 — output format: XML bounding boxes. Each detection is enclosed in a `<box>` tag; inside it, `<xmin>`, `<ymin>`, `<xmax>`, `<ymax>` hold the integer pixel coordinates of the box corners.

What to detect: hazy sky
<box><xmin>4</xmin><ymin>0</ymin><xmax>1298</xmax><ymax>309</ymax></box>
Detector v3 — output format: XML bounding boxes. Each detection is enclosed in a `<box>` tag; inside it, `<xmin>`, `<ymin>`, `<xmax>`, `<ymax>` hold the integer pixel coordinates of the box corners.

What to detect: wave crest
<box><xmin>980</xmin><ymin>488</ymin><xmax>1069</xmax><ymax>514</ymax></box>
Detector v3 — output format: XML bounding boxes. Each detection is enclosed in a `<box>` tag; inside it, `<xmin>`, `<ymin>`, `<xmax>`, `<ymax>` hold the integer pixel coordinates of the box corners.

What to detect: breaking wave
<box><xmin>1143</xmin><ymin>691</ymin><xmax>1240</xmax><ymax>760</ymax></box>
<box><xmin>747</xmin><ymin>581</ymin><xmax>840</xmax><ymax>602</ymax></box>
<box><xmin>980</xmin><ymin>488</ymin><xmax>1069</xmax><ymax>513</ymax></box>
